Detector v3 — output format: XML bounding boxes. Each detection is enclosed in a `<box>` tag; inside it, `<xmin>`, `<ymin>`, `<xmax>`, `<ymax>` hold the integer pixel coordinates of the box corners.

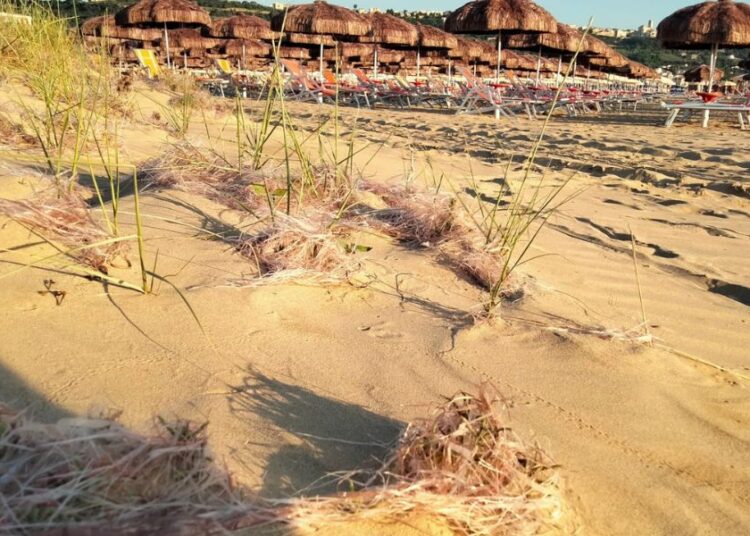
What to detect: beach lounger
<box><xmin>661</xmin><ymin>99</ymin><xmax>750</xmax><ymax>129</ymax></box>
<box><xmin>352</xmin><ymin>69</ymin><xmax>411</xmax><ymax>108</ymax></box>
<box><xmin>322</xmin><ymin>69</ymin><xmax>372</xmax><ymax>107</ymax></box>
<box><xmin>215</xmin><ymin>58</ymin><xmax>233</xmax><ymax>76</ymax></box>
<box><xmin>134</xmin><ymin>49</ymin><xmax>160</xmax><ymax>79</ymax></box>
<box><xmin>281</xmin><ymin>60</ymin><xmax>369</xmax><ymax>107</ymax></box>
<box><xmin>455</xmin><ymin>66</ymin><xmax>519</xmax><ymax>120</ymax></box>
<box><xmin>394</xmin><ymin>76</ymin><xmax>455</xmax><ymax>109</ymax></box>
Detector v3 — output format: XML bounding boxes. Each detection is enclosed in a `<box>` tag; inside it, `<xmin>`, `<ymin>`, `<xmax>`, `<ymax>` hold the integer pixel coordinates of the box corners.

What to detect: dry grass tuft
<box><xmin>280</xmin><ymin>389</ymin><xmax>570</xmax><ymax>535</ymax></box>
<box><xmin>0</xmin><ymin>410</ymin><xmax>244</xmax><ymax>535</ymax></box>
<box><xmin>140</xmin><ymin>143</ymin><xmax>268</xmax><ymax>212</ymax></box>
<box><xmin>362</xmin><ymin>181</ymin><xmax>469</xmax><ymax>247</ymax></box>
<box><xmin>440</xmin><ymin>240</ymin><xmax>505</xmax><ymax>291</ymax></box>
<box><xmin>0</xmin><ymin>191</ymin><xmax>128</xmax><ymax>273</ymax></box>
<box><xmin>237</xmin><ymin>212</ymin><xmax>362</xmax><ymax>285</ymax></box>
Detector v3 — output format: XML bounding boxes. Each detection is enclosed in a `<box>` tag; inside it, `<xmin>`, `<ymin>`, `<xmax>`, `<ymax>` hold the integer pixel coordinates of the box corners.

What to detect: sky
<box><xmin>284</xmin><ymin>1</ymin><xmax>692</xmax><ymax>30</ymax></box>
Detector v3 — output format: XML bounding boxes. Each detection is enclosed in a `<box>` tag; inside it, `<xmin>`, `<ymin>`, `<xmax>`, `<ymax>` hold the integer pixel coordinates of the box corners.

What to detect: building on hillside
<box><xmin>634</xmin><ymin>20</ymin><xmax>657</xmax><ymax>38</ymax></box>
<box><xmin>572</xmin><ymin>25</ymin><xmax>632</xmax><ymax>39</ymax></box>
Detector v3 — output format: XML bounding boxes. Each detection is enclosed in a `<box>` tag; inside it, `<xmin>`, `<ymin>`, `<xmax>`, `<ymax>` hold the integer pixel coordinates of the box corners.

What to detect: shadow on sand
<box><xmin>0</xmin><ymin>359</ymin><xmax>72</xmax><ymax>421</ymax></box>
<box><xmin>228</xmin><ymin>371</ymin><xmax>403</xmax><ymax>498</ymax></box>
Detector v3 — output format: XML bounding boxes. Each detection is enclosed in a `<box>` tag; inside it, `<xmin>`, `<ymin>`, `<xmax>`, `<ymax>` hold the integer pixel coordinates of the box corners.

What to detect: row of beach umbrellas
<box><xmin>80</xmin><ymin>0</ymin><xmax>750</xmax><ymax>84</ymax></box>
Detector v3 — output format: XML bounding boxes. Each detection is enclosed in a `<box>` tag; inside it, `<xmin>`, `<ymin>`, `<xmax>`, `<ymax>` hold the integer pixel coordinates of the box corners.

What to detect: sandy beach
<box><xmin>1</xmin><ymin>74</ymin><xmax>749</xmax><ymax>535</ymax></box>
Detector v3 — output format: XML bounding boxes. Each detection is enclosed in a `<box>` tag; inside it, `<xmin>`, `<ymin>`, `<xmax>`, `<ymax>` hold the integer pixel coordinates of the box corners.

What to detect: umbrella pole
<box><xmin>496</xmin><ymin>30</ymin><xmax>502</xmax><ymax>82</ymax></box>
<box><xmin>374</xmin><ymin>47</ymin><xmax>379</xmax><ymax>78</ymax></box>
<box><xmin>163</xmin><ymin>23</ymin><xmax>171</xmax><ymax>70</ymax></box>
<box><xmin>535</xmin><ymin>45</ymin><xmax>541</xmax><ymax>86</ymax></box>
<box><xmin>704</xmin><ymin>42</ymin><xmax>719</xmax><ymax>128</ymax></box>
<box><xmin>242</xmin><ymin>44</ymin><xmax>246</xmax><ymax>71</ymax></box>
<box><xmin>708</xmin><ymin>42</ymin><xmax>718</xmax><ymax>92</ymax></box>
<box><xmin>319</xmin><ymin>42</ymin><xmax>324</xmax><ymax>77</ymax></box>
<box><xmin>417</xmin><ymin>48</ymin><xmax>421</xmax><ymax>80</ymax></box>
<box><xmin>557</xmin><ymin>56</ymin><xmax>561</xmax><ymax>85</ymax></box>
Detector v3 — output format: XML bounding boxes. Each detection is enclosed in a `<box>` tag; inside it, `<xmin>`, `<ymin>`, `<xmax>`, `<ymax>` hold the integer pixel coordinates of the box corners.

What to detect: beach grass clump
<box><xmin>140</xmin><ymin>142</ymin><xmax>270</xmax><ymax>212</ymax></box>
<box><xmin>440</xmin><ymin>239</ymin><xmax>506</xmax><ymax>292</ymax></box>
<box><xmin>362</xmin><ymin>181</ymin><xmax>469</xmax><ymax>248</ymax></box>
<box><xmin>159</xmin><ymin>72</ymin><xmax>211</xmax><ymax>137</ymax></box>
<box><xmin>0</xmin><ymin>409</ymin><xmax>244</xmax><ymax>535</ymax></box>
<box><xmin>237</xmin><ymin>212</ymin><xmax>363</xmax><ymax>285</ymax></box>
<box><xmin>282</xmin><ymin>390</ymin><xmax>569</xmax><ymax>535</ymax></box>
<box><xmin>0</xmin><ymin>191</ymin><xmax>128</xmax><ymax>274</ymax></box>
<box><xmin>142</xmin><ymin>143</ymin><xmax>367</xmax><ymax>284</ymax></box>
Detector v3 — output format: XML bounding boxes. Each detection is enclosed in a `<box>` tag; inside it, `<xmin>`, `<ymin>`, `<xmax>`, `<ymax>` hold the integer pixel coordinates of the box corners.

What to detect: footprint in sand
<box><xmin>640</xmin><ymin>147</ymin><xmax>673</xmax><ymax>157</ymax></box>
<box><xmin>677</xmin><ymin>150</ymin><xmax>705</xmax><ymax>161</ymax></box>
<box><xmin>582</xmin><ymin>140</ymin><xmax>609</xmax><ymax>150</ymax></box>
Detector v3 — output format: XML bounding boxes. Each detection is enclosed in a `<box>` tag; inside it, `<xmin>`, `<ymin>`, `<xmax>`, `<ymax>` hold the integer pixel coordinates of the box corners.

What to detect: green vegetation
<box><xmin>7</xmin><ymin>0</ymin><xmax>273</xmax><ymax>23</ymax></box>
<box><xmin>602</xmin><ymin>35</ymin><xmax>749</xmax><ymax>74</ymax></box>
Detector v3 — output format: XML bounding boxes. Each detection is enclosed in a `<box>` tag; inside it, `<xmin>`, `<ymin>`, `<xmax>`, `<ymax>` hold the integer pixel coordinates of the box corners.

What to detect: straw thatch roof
<box><xmin>160</xmin><ymin>28</ymin><xmax>206</xmax><ymax>49</ymax></box>
<box><xmin>271</xmin><ymin>0</ymin><xmax>370</xmax><ymax>37</ymax></box>
<box><xmin>81</xmin><ymin>15</ymin><xmax>111</xmax><ymax>36</ymax></box>
<box><xmin>115</xmin><ymin>0</ymin><xmax>211</xmax><ymax>28</ymax></box>
<box><xmin>684</xmin><ymin>63</ymin><xmax>725</xmax><ymax>81</ymax></box>
<box><xmin>223</xmin><ymin>38</ymin><xmax>272</xmax><ymax>57</ymax></box>
<box><xmin>444</xmin><ymin>0</ymin><xmax>557</xmax><ymax>35</ymax></box>
<box><xmin>82</xmin><ymin>15</ymin><xmax>162</xmax><ymax>41</ymax></box>
<box><xmin>503</xmin><ymin>23</ymin><xmax>610</xmax><ymax>57</ymax></box>
<box><xmin>279</xmin><ymin>45</ymin><xmax>312</xmax><ymax>59</ymax></box>
<box><xmin>416</xmin><ymin>23</ymin><xmax>458</xmax><ymax>49</ymax></box>
<box><xmin>451</xmin><ymin>35</ymin><xmax>484</xmax><ymax>59</ymax></box>
<box><xmin>657</xmin><ymin>0</ymin><xmax>750</xmax><ymax>49</ymax></box>
<box><xmin>323</xmin><ymin>43</ymin><xmax>375</xmax><ymax>61</ymax></box>
<box><xmin>473</xmin><ymin>38</ymin><xmax>499</xmax><ymax>63</ymax></box>
<box><xmin>378</xmin><ymin>49</ymin><xmax>406</xmax><ymax>63</ymax></box>
<box><xmin>285</xmin><ymin>32</ymin><xmax>336</xmax><ymax>45</ymax></box>
<box><xmin>622</xmin><ymin>61</ymin><xmax>659</xmax><ymax>79</ymax></box>
<box><xmin>588</xmin><ymin>50</ymin><xmax>629</xmax><ymax>69</ymax></box>
<box><xmin>360</xmin><ymin>12</ymin><xmax>418</xmax><ymax>46</ymax></box>
<box><xmin>208</xmin><ymin>15</ymin><xmax>276</xmax><ymax>41</ymax></box>
<box><xmin>507</xmin><ymin>50</ymin><xmax>537</xmax><ymax>70</ymax></box>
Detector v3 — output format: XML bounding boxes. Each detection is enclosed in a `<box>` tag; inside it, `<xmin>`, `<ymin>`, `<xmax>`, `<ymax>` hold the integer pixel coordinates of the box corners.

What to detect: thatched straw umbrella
<box><xmin>657</xmin><ymin>0</ymin><xmax>750</xmax><ymax>91</ymax></box>
<box><xmin>82</xmin><ymin>14</ymin><xmax>163</xmax><ymax>41</ymax></box>
<box><xmin>115</xmin><ymin>0</ymin><xmax>210</xmax><ymax>28</ymax></box>
<box><xmin>504</xmin><ymin>22</ymin><xmax>606</xmax><ymax>56</ymax></box>
<box><xmin>444</xmin><ymin>0</ymin><xmax>557</xmax><ymax>80</ymax></box>
<box><xmin>271</xmin><ymin>0</ymin><xmax>371</xmax><ymax>73</ymax></box>
<box><xmin>450</xmin><ymin>35</ymin><xmax>484</xmax><ymax>60</ymax></box>
<box><xmin>503</xmin><ymin>22</ymin><xmax>610</xmax><ymax>83</ymax></box>
<box><xmin>413</xmin><ymin>23</ymin><xmax>458</xmax><ymax>78</ymax></box>
<box><xmin>208</xmin><ymin>15</ymin><xmax>276</xmax><ymax>41</ymax></box>
<box><xmin>361</xmin><ymin>12</ymin><xmax>418</xmax><ymax>46</ymax></box>
<box><xmin>684</xmin><ymin>63</ymin><xmax>725</xmax><ymax>82</ymax></box>
<box><xmin>115</xmin><ymin>0</ymin><xmax>211</xmax><ymax>68</ymax></box>
<box><xmin>222</xmin><ymin>38</ymin><xmax>272</xmax><ymax>68</ymax></box>
<box><xmin>359</xmin><ymin>12</ymin><xmax>418</xmax><ymax>76</ymax></box>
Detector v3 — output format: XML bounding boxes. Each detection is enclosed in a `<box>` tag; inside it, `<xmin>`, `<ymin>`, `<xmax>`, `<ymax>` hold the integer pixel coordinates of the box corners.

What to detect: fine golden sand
<box><xmin>1</xmin><ymin>85</ymin><xmax>749</xmax><ymax>535</ymax></box>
